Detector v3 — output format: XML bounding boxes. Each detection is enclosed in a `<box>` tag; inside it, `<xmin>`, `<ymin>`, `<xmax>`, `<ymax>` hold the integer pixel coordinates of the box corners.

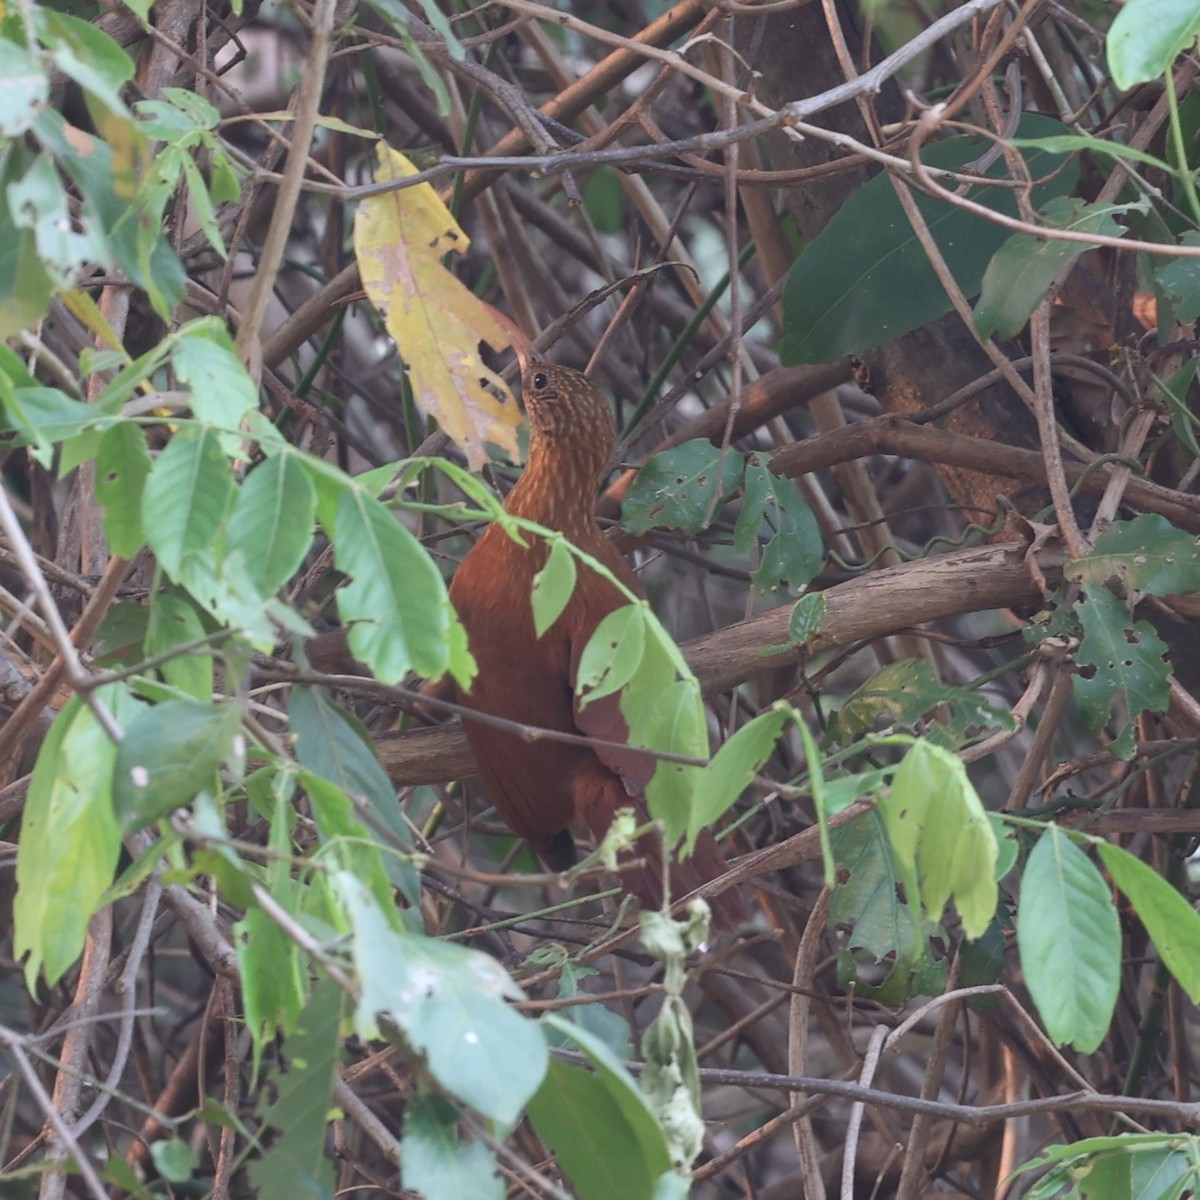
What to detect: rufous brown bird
<box><xmin>449</xmin><ymin>358</ymin><xmax>742</xmax><ymax>928</ymax></box>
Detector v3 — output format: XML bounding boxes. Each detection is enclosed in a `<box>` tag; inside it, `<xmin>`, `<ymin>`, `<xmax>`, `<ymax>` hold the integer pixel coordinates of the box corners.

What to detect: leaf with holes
<box><xmin>1073</xmin><ymin>584</ymin><xmax>1169</xmax><ymax>759</ymax></box>
<box><xmin>740</xmin><ymin>457</ymin><xmax>822</xmax><ymax>593</ymax></box>
<box><xmin>1066</xmin><ymin>515</ymin><xmax>1200</xmax><ymax>598</ymax></box>
<box><xmin>830</xmin><ymin>807</ymin><xmax>948</xmax><ymax>1003</ymax></box>
<box><xmin>622</xmin><ymin>440</ymin><xmax>744</xmax><ymax>535</ymax></box>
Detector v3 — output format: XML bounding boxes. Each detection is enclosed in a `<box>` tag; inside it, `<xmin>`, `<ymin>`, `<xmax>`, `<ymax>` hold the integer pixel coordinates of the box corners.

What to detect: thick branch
<box><xmin>770</xmin><ymin>417</ymin><xmax>1200</xmax><ymax>534</ymax></box>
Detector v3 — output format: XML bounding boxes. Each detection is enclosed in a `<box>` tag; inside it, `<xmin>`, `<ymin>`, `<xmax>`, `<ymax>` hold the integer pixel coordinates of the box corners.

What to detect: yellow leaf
<box><xmin>353</xmin><ymin>144</ymin><xmax>521</xmax><ymax>470</ymax></box>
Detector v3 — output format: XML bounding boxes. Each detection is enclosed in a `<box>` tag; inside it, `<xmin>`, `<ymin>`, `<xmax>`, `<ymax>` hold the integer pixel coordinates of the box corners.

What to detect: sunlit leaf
<box><xmin>880</xmin><ymin>739</ymin><xmax>998</xmax><ymax>939</ymax></box>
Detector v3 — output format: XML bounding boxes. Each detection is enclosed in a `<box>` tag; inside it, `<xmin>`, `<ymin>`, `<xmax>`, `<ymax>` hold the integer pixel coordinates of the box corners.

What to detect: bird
<box><xmin>448</xmin><ymin>357</ymin><xmax>742</xmax><ymax>929</ymax></box>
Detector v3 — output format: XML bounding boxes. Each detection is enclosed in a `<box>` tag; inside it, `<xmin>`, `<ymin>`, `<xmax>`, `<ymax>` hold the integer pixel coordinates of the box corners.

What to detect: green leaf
<box><xmin>0</xmin><ymin>155</ymin><xmax>54</xmax><ymax>340</ymax></box>
<box><xmin>332</xmin><ymin>487</ymin><xmax>467</xmax><ymax>686</ymax></box>
<box><xmin>528</xmin><ymin>1055</ymin><xmax>670</xmax><ymax>1200</ymax></box>
<box><xmin>781</xmin><ymin>113</ymin><xmax>1076</xmax><ymax>364</ymax></box>
<box><xmin>531</xmin><ymin>536</ymin><xmax>578</xmax><ymax>637</ymax></box>
<box><xmin>584</xmin><ymin>167</ymin><xmax>626</xmax><ymax>234</ymax></box>
<box><xmin>622</xmin><ymin>440</ymin><xmax>744</xmax><ymax>534</ymax></box>
<box><xmin>542</xmin><ymin>1013</ymin><xmax>671</xmax><ymax>1181</ymax></box>
<box><xmin>7</xmin><ymin>145</ymin><xmax>108</xmax><ymax>288</ymax></box>
<box><xmin>13</xmin><ymin>688</ymin><xmax>135</xmax><ymax>988</ymax></box>
<box><xmin>290</xmin><ymin>687</ymin><xmax>418</xmax><ymax>904</ymax></box>
<box><xmin>1009</xmin><ymin>134</ymin><xmax>1174</xmax><ymax>175</ymax></box>
<box><xmin>290</xmin><ymin>687</ymin><xmax>398</xmax><ymax>818</ymax></box>
<box><xmin>172</xmin><ymin>319</ymin><xmax>258</xmax><ymax>432</ymax></box>
<box><xmin>640</xmin><ymin>677</ymin><xmax>706</xmax><ymax>849</ymax></box>
<box><xmin>0</xmin><ymin>39</ymin><xmax>49</xmax><ymax>136</ymax></box>
<box><xmin>1098</xmin><ymin>843</ymin><xmax>1200</xmax><ymax>1003</ymax></box>
<box><xmin>1066</xmin><ymin>515</ymin><xmax>1200</xmax><ymax>597</ymax></box>
<box><xmin>402</xmin><ymin>1094</ymin><xmax>502</xmax><ymax>1200</ymax></box>
<box><xmin>1154</xmin><ymin>232</ymin><xmax>1200</xmax><ymax>322</ymax></box>
<box><xmin>690</xmin><ymin>706</ymin><xmax>791</xmax><ymax>836</ymax></box>
<box><xmin>179</xmin><ymin>152</ymin><xmax>227</xmax><ymax>259</ymax></box>
<box><xmin>1017</xmin><ymin>828</ymin><xmax>1120</xmax><ymax>1052</ymax></box>
<box><xmin>1073</xmin><ymin>583</ymin><xmax>1170</xmax><ymax>759</ymax></box>
<box><xmin>247</xmin><ymin>976</ymin><xmax>342</xmax><ymax>1200</ymax></box>
<box><xmin>1108</xmin><ymin>0</ymin><xmax>1200</xmax><ymax>89</ymax></box>
<box><xmin>301</xmin><ymin>770</ymin><xmax>416</xmax><ymax>913</ymax></box>
<box><xmin>576</xmin><ymin>604</ymin><xmax>647</xmax><ymax>708</ymax></box>
<box><xmin>145</xmin><ymin>592</ymin><xmax>213</xmax><ymax>701</ymax></box>
<box><xmin>143</xmin><ymin>426</ymin><xmax>236</xmax><ymax>581</ymax></box>
<box><xmin>1159</xmin><ymin>359</ymin><xmax>1200</xmax><ymax>459</ymax></box>
<box><xmin>880</xmin><ymin>740</ymin><xmax>998</xmax><ymax>939</ymax></box>
<box><xmin>94</xmin><ymin>600</ymin><xmax>150</xmax><ymax>666</ymax></box>
<box><xmin>743</xmin><ymin>458</ymin><xmax>822</xmax><ymax>593</ymax></box>
<box><xmin>96</xmin><ymin>422</ymin><xmax>152</xmax><ymax>557</ymax></box>
<box><xmin>42</xmin><ymin>12</ymin><xmax>134</xmax><ymax>119</ymax></box>
<box><xmin>226</xmin><ymin>452</ymin><xmax>316</xmax><ymax>596</ymax></box>
<box><xmin>237</xmin><ymin>782</ymin><xmax>307</xmax><ymax>1052</ymax></box>
<box><xmin>788</xmin><ymin>592</ymin><xmax>826</xmax><ymax>646</ymax></box>
<box><xmin>830</xmin><ymin>808</ymin><xmax>946</xmax><ymax>1002</ymax></box>
<box><xmin>339</xmin><ymin>874</ymin><xmax>547</xmax><ymax>1125</ymax></box>
<box><xmin>0</xmin><ymin>385</ymin><xmax>108</xmax><ymax>460</ymax></box>
<box><xmin>112</xmin><ymin>699</ymin><xmax>241</xmax><ymax>823</ymax></box>
<box><xmin>829</xmin><ymin>659</ymin><xmax>1010</xmax><ymax>751</ymax></box>
<box><xmin>974</xmin><ymin>198</ymin><xmax>1133</xmax><ymax>340</ymax></box>
<box><xmin>31</xmin><ymin>109</ymin><xmax>186</xmax><ymax>320</ymax></box>
<box><xmin>149</xmin><ymin>1139</ymin><xmax>198</xmax><ymax>1184</ymax></box>
<box><xmin>1131</xmin><ymin>1147</ymin><xmax>1194</xmax><ymax>1200</ymax></box>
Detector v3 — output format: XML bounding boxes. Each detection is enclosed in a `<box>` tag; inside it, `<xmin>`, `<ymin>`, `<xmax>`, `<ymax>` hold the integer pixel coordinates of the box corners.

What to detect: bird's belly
<box><xmin>455</xmin><ymin>641</ymin><xmax>590</xmax><ymax>844</ymax></box>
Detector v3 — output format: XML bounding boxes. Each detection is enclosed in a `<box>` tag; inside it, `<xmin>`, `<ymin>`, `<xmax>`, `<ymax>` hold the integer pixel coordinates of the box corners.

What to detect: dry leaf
<box><xmin>353</xmin><ymin>144</ymin><xmax>521</xmax><ymax>470</ymax></box>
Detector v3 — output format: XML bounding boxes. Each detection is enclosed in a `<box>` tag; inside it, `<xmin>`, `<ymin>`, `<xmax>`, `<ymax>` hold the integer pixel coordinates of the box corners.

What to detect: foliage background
<box><xmin>4</xmin><ymin>0</ymin><xmax>1200</xmax><ymax>1197</ymax></box>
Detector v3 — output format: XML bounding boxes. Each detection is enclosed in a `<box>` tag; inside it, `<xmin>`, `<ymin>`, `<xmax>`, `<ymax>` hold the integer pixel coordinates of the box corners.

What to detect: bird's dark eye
<box><xmin>532</xmin><ymin>371</ymin><xmax>549</xmax><ymax>390</ymax></box>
